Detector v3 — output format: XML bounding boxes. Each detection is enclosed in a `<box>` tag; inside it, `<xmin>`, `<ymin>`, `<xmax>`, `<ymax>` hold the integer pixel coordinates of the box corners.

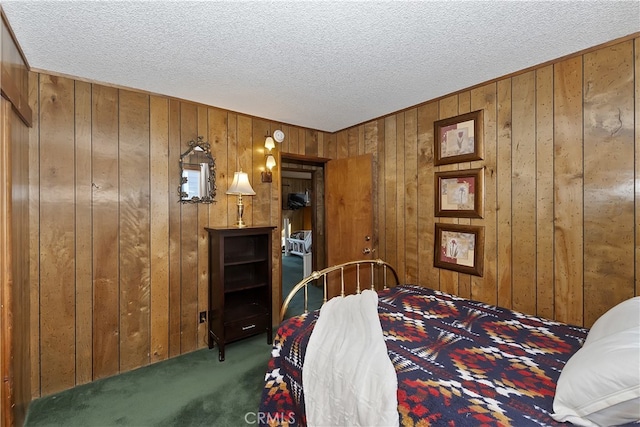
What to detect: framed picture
<box><xmin>435</xmin><ymin>168</ymin><xmax>484</xmax><ymax>218</ymax></box>
<box><xmin>434</xmin><ymin>223</ymin><xmax>484</xmax><ymax>276</ymax></box>
<box><xmin>434</xmin><ymin>110</ymin><xmax>484</xmax><ymax>165</ymax></box>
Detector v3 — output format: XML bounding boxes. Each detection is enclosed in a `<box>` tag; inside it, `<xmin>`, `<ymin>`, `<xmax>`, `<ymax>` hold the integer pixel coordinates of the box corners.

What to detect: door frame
<box><xmin>279</xmin><ymin>154</ymin><xmax>329</xmax><ymax>315</ymax></box>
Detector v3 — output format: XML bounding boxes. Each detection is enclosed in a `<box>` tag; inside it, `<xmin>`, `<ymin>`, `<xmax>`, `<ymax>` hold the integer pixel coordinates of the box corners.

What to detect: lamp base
<box><xmin>261</xmin><ymin>171</ymin><xmax>272</xmax><ymax>183</ymax></box>
<box><xmin>235</xmin><ymin>195</ymin><xmax>247</xmax><ymax>228</ymax></box>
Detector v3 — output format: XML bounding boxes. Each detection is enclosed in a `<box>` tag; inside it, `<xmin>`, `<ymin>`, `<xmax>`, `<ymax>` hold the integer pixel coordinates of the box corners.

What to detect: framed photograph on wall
<box><xmin>435</xmin><ymin>168</ymin><xmax>484</xmax><ymax>218</ymax></box>
<box><xmin>434</xmin><ymin>110</ymin><xmax>484</xmax><ymax>165</ymax></box>
<box><xmin>434</xmin><ymin>223</ymin><xmax>484</xmax><ymax>276</ymax></box>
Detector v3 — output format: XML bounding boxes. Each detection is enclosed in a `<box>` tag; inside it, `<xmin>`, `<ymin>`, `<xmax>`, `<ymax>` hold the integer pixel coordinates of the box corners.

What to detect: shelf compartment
<box><xmin>223</xmin><ymin>254</ymin><xmax>269</xmax><ymax>266</ymax></box>
<box><xmin>223</xmin><ymin>262</ymin><xmax>268</xmax><ymax>293</ymax></box>
<box><xmin>223</xmin><ymin>234</ymin><xmax>269</xmax><ymax>263</ymax></box>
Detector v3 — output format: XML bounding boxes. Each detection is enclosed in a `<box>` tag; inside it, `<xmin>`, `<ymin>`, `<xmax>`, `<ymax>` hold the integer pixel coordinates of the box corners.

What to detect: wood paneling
<box><xmin>118</xmin><ymin>90</ymin><xmax>151</xmax><ymax>371</ymax></box>
<box><xmin>554</xmin><ymin>57</ymin><xmax>584</xmax><ymax>326</ymax></box>
<box><xmin>74</xmin><ymin>81</ymin><xmax>92</xmax><ymax>385</ymax></box>
<box><xmin>470</xmin><ymin>83</ymin><xmax>497</xmax><ymax>306</ymax></box>
<box><xmin>91</xmin><ymin>84</ymin><xmax>120</xmax><ymax>380</ymax></box>
<box><xmin>1</xmin><ymin>18</ymin><xmax>32</xmax><ymax>425</ymax></box>
<box><xmin>149</xmin><ymin>96</ymin><xmax>170</xmax><ymax>362</ymax></box>
<box><xmin>636</xmin><ymin>37</ymin><xmax>640</xmax><ymax>298</ymax></box>
<box><xmin>582</xmin><ymin>41</ymin><xmax>635</xmax><ymax>326</ymax></box>
<box><xmin>178</xmin><ymin>103</ymin><xmax>198</xmax><ymax>354</ymax></box>
<box><xmin>511</xmin><ymin>71</ymin><xmax>536</xmax><ymax>314</ymax></box>
<box><xmin>28</xmin><ymin>71</ymin><xmax>40</xmax><ymax>401</ymax></box>
<box><xmin>39</xmin><ymin>75</ymin><xmax>76</xmax><ymax>394</ymax></box>
<box><xmin>535</xmin><ymin>66</ymin><xmax>555</xmax><ymax>319</ymax></box>
<box><xmin>24</xmin><ymin>35</ymin><xmax>640</xmax><ymax>400</ymax></box>
<box><xmin>496</xmin><ymin>80</ymin><xmax>513</xmax><ymax>309</ymax></box>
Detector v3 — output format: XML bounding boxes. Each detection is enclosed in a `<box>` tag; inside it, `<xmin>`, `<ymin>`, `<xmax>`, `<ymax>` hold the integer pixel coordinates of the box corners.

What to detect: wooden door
<box><xmin>325</xmin><ymin>154</ymin><xmax>374</xmax><ymax>297</ymax></box>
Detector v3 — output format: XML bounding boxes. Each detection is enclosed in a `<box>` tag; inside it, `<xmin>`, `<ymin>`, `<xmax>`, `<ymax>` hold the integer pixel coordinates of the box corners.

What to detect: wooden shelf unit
<box><xmin>206</xmin><ymin>226</ymin><xmax>275</xmax><ymax>361</ymax></box>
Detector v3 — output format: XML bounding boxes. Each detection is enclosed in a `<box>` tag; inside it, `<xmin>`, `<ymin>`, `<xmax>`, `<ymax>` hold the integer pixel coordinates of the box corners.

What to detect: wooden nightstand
<box><xmin>206</xmin><ymin>226</ymin><xmax>275</xmax><ymax>361</ymax></box>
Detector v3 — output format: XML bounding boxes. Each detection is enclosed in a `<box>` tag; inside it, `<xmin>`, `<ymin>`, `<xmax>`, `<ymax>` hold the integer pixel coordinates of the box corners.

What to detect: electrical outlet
<box><xmin>199</xmin><ymin>311</ymin><xmax>207</xmax><ymax>323</ymax></box>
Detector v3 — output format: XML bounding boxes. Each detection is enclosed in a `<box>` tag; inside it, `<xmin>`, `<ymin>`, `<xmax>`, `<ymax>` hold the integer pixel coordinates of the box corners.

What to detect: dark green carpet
<box><xmin>25</xmin><ymin>335</ymin><xmax>272</xmax><ymax>427</ymax></box>
<box><xmin>281</xmin><ymin>254</ymin><xmax>323</xmax><ymax>319</ymax></box>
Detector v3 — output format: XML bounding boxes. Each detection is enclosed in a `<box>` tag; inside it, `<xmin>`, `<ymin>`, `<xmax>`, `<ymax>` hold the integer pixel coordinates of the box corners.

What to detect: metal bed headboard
<box><xmin>279</xmin><ymin>258</ymin><xmax>400</xmax><ymax>322</ymax></box>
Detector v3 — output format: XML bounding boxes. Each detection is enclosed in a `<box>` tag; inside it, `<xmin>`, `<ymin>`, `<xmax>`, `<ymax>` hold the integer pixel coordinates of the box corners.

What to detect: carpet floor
<box><xmin>25</xmin><ymin>335</ymin><xmax>272</xmax><ymax>427</ymax></box>
<box><xmin>281</xmin><ymin>254</ymin><xmax>323</xmax><ymax>319</ymax></box>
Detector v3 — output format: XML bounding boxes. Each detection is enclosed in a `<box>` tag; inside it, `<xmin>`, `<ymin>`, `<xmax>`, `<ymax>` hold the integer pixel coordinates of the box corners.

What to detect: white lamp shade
<box><xmin>226</xmin><ymin>171</ymin><xmax>256</xmax><ymax>195</ymax></box>
<box><xmin>265</xmin><ymin>154</ymin><xmax>276</xmax><ymax>170</ymax></box>
<box><xmin>264</xmin><ymin>136</ymin><xmax>275</xmax><ymax>151</ymax></box>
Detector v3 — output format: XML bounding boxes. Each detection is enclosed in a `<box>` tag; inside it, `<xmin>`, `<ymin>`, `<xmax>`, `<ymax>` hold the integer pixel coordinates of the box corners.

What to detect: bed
<box><xmin>260</xmin><ymin>260</ymin><xmax>640</xmax><ymax>427</ymax></box>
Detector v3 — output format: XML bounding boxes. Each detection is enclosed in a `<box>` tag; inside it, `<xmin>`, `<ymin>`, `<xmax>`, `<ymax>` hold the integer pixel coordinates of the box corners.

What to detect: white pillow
<box><xmin>552</xmin><ymin>326</ymin><xmax>640</xmax><ymax>426</ymax></box>
<box><xmin>585</xmin><ymin>297</ymin><xmax>640</xmax><ymax>346</ymax></box>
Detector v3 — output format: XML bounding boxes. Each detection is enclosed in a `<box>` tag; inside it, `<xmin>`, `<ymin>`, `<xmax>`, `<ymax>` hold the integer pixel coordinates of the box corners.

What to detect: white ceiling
<box><xmin>1</xmin><ymin>1</ymin><xmax>639</xmax><ymax>132</ymax></box>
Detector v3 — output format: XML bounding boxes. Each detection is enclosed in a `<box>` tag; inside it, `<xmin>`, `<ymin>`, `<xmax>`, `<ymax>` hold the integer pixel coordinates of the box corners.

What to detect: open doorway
<box><xmin>280</xmin><ymin>155</ymin><xmax>328</xmax><ymax>318</ymax></box>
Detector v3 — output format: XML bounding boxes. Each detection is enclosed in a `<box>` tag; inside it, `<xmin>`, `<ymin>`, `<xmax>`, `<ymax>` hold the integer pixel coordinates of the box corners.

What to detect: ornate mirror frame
<box><xmin>179</xmin><ymin>136</ymin><xmax>217</xmax><ymax>203</ymax></box>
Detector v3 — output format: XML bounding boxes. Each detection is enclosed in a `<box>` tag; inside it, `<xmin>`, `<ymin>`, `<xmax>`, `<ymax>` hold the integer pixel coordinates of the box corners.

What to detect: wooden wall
<box><xmin>28</xmin><ymin>74</ymin><xmax>331</xmax><ymax>397</ymax></box>
<box><xmin>26</xmin><ymin>34</ymin><xmax>639</xmax><ymax>399</ymax></box>
<box><xmin>1</xmin><ymin>10</ymin><xmax>31</xmax><ymax>427</ymax></box>
<box><xmin>353</xmin><ymin>36</ymin><xmax>639</xmax><ymax>328</ymax></box>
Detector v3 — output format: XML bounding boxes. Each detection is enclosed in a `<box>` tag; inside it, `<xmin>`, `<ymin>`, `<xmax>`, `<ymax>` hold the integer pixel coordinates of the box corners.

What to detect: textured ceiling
<box><xmin>2</xmin><ymin>1</ymin><xmax>639</xmax><ymax>132</ymax></box>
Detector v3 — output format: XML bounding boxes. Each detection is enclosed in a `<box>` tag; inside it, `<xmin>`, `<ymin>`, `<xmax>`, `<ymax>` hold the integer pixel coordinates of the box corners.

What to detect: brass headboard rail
<box><xmin>279</xmin><ymin>258</ymin><xmax>400</xmax><ymax>322</ymax></box>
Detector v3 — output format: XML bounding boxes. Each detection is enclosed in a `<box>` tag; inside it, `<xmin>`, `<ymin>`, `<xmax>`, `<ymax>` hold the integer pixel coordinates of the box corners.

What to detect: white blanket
<box><xmin>302</xmin><ymin>289</ymin><xmax>399</xmax><ymax>427</ymax></box>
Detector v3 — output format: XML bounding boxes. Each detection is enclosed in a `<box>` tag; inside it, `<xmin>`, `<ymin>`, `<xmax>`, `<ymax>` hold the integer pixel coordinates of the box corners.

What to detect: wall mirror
<box><xmin>179</xmin><ymin>136</ymin><xmax>216</xmax><ymax>203</ymax></box>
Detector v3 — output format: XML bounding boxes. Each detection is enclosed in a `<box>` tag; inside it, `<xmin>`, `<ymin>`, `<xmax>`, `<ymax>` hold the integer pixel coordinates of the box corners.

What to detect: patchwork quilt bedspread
<box><xmin>259</xmin><ymin>285</ymin><xmax>588</xmax><ymax>426</ymax></box>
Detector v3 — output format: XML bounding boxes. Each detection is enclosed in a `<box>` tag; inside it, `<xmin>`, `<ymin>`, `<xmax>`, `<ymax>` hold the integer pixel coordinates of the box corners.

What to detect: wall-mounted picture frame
<box><xmin>435</xmin><ymin>168</ymin><xmax>484</xmax><ymax>218</ymax></box>
<box><xmin>434</xmin><ymin>223</ymin><xmax>484</xmax><ymax>276</ymax></box>
<box><xmin>434</xmin><ymin>110</ymin><xmax>484</xmax><ymax>165</ymax></box>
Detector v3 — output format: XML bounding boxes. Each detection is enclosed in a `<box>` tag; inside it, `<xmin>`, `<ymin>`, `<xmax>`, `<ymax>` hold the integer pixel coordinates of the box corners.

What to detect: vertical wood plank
<box><xmin>92</xmin><ymin>84</ymin><xmax>120</xmax><ymax>380</ymax></box>
<box><xmin>287</xmin><ymin>123</ymin><xmax>299</xmax><ymax>156</ymax></box>
<box><xmin>180</xmin><ymin>103</ymin><xmax>198</xmax><ymax>353</ymax></box>
<box><xmin>324</xmin><ymin>130</ymin><xmax>337</xmax><ymax>160</ymax></box>
<box><xmin>583</xmin><ymin>41</ymin><xmax>635</xmax><ymax>326</ymax></box>
<box><xmin>38</xmin><ymin>75</ymin><xmax>76</xmax><ymax>394</ymax></box>
<box><xmin>252</xmin><ymin>119</ymin><xmax>270</xmax><ymax>226</ymax></box>
<box><xmin>118</xmin><ymin>91</ymin><xmax>151</xmax><ymax>372</ymax></box>
<box><xmin>470</xmin><ymin>83</ymin><xmax>498</xmax><ymax>306</ymax></box>
<box><xmin>269</xmin><ymin>123</ymin><xmax>282</xmax><ymax>321</ymax></box>
<box><xmin>207</xmin><ymin>108</ymin><xmax>229</xmax><ymax>342</ymax></box>
<box><xmin>305</xmin><ymin>129</ymin><xmax>318</xmax><ymax>157</ymax></box>
<box><xmin>374</xmin><ymin>120</ymin><xmax>386</xmax><ymax>262</ymax></box>
<box><xmin>437</xmin><ymin>96</ymin><xmax>459</xmax><ymax>295</ymax></box>
<box><xmin>536</xmin><ymin>66</ymin><xmax>555</xmax><ymax>319</ymax></box>
<box><xmin>317</xmin><ymin>132</ymin><xmax>325</xmax><ymax>158</ymax></box>
<box><xmin>168</xmin><ymin>99</ymin><xmax>182</xmax><ymax>357</ymax></box>
<box><xmin>237</xmin><ymin>115</ymin><xmax>254</xmax><ymax>224</ymax></box>
<box><xmin>297</xmin><ymin>128</ymin><xmax>306</xmax><ymax>156</ymax></box>
<box><xmin>554</xmin><ymin>56</ymin><xmax>584</xmax><ymax>326</ymax></box>
<box><xmin>226</xmin><ymin>113</ymin><xmax>238</xmax><ymax>226</ymax></box>
<box><xmin>384</xmin><ymin>115</ymin><xmax>397</xmax><ymax>271</ymax></box>
<box><xmin>417</xmin><ymin>102</ymin><xmax>438</xmax><ymax>289</ymax></box>
<box><xmin>496</xmin><ymin>79</ymin><xmax>513</xmax><ymax>309</ymax></box>
<box><xmin>404</xmin><ymin>109</ymin><xmax>418</xmax><ymax>283</ymax></box>
<box><xmin>636</xmin><ymin>37</ymin><xmax>640</xmax><ymax>299</ymax></box>
<box><xmin>336</xmin><ymin>130</ymin><xmax>348</xmax><ymax>159</ymax></box>
<box><xmin>457</xmin><ymin>92</ymin><xmax>472</xmax><ymax>299</ymax></box>
<box><xmin>511</xmin><ymin>71</ymin><xmax>537</xmax><ymax>314</ymax></box>
<box><xmin>0</xmin><ymin>98</ymin><xmax>10</xmax><ymax>424</ymax></box>
<box><xmin>149</xmin><ymin>96</ymin><xmax>170</xmax><ymax>362</ymax></box>
<box><xmin>74</xmin><ymin>81</ymin><xmax>93</xmax><ymax>385</ymax></box>
<box><xmin>196</xmin><ymin>107</ymin><xmax>210</xmax><ymax>348</ymax></box>
<box><xmin>347</xmin><ymin>127</ymin><xmax>358</xmax><ymax>157</ymax></box>
<box><xmin>28</xmin><ymin>72</ymin><xmax>41</xmax><ymax>398</ymax></box>
<box><xmin>395</xmin><ymin>113</ymin><xmax>405</xmax><ymax>281</ymax></box>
